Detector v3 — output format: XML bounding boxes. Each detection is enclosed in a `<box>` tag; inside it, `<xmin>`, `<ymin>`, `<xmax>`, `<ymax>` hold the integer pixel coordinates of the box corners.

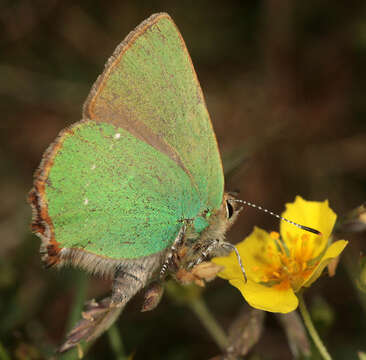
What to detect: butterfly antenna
<box><xmin>223</xmin><ymin>242</ymin><xmax>247</xmax><ymax>282</ymax></box>
<box><xmin>234</xmin><ymin>199</ymin><xmax>321</xmax><ymax>235</ymax></box>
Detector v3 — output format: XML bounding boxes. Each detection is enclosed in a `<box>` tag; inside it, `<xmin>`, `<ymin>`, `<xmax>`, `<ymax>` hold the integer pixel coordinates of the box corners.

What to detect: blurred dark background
<box><xmin>1</xmin><ymin>1</ymin><xmax>366</xmax><ymax>359</ymax></box>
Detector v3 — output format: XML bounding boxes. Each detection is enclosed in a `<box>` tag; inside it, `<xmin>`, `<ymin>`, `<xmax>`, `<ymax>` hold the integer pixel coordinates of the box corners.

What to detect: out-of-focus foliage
<box><xmin>1</xmin><ymin>1</ymin><xmax>365</xmax><ymax>359</ymax></box>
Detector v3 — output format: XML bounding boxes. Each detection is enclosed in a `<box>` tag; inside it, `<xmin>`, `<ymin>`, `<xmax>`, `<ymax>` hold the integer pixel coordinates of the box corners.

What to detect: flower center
<box><xmin>258</xmin><ymin>231</ymin><xmax>321</xmax><ymax>291</ymax></box>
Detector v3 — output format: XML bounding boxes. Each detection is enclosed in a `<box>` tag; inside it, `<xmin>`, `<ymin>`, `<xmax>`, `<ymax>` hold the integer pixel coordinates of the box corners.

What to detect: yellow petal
<box><xmin>212</xmin><ymin>252</ymin><xmax>240</xmax><ymax>280</ymax></box>
<box><xmin>229</xmin><ymin>278</ymin><xmax>299</xmax><ymax>313</ymax></box>
<box><xmin>212</xmin><ymin>227</ymin><xmax>277</xmax><ymax>282</ymax></box>
<box><xmin>280</xmin><ymin>196</ymin><xmax>337</xmax><ymax>256</ymax></box>
<box><xmin>302</xmin><ymin>240</ymin><xmax>348</xmax><ymax>288</ymax></box>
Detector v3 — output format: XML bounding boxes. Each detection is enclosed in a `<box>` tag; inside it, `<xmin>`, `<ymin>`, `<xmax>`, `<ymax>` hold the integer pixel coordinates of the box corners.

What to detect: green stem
<box><xmin>59</xmin><ymin>271</ymin><xmax>89</xmax><ymax>360</ymax></box>
<box><xmin>298</xmin><ymin>293</ymin><xmax>332</xmax><ymax>360</ymax></box>
<box><xmin>0</xmin><ymin>342</ymin><xmax>11</xmax><ymax>360</ymax></box>
<box><xmin>107</xmin><ymin>324</ymin><xmax>127</xmax><ymax>360</ymax></box>
<box><xmin>66</xmin><ymin>272</ymin><xmax>89</xmax><ymax>332</ymax></box>
<box><xmin>188</xmin><ymin>296</ymin><xmax>229</xmax><ymax>351</ymax></box>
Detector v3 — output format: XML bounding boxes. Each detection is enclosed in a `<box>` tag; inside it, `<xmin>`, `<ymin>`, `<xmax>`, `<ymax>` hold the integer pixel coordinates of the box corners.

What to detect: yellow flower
<box><xmin>212</xmin><ymin>196</ymin><xmax>348</xmax><ymax>313</ymax></box>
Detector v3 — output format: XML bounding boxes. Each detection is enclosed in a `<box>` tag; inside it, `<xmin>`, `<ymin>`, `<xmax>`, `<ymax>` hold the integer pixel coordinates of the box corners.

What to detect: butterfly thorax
<box><xmin>178</xmin><ymin>192</ymin><xmax>242</xmax><ymax>269</ymax></box>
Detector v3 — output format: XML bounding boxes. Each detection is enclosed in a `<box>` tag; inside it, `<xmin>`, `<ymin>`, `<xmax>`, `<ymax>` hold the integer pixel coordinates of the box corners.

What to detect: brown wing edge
<box><xmin>28</xmin><ymin>123</ymin><xmax>78</xmax><ymax>269</ymax></box>
<box><xmin>82</xmin><ymin>12</ymin><xmax>169</xmax><ymax>120</ymax></box>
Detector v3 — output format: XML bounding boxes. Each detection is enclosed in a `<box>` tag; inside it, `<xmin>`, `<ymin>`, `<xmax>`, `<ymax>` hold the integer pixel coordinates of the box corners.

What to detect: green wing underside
<box><xmin>45</xmin><ymin>14</ymin><xmax>225</xmax><ymax>260</ymax></box>
<box><xmin>46</xmin><ymin>121</ymin><xmax>201</xmax><ymax>259</ymax></box>
<box><xmin>84</xmin><ymin>14</ymin><xmax>224</xmax><ymax>212</ymax></box>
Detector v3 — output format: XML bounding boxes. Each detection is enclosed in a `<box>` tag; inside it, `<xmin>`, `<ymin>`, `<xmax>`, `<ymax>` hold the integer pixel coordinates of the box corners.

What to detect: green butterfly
<box><xmin>29</xmin><ymin>13</ymin><xmax>242</xmax><ymax>351</ymax></box>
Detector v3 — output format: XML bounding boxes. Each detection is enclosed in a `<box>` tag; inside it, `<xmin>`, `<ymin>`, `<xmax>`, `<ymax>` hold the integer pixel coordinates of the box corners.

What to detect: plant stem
<box><xmin>107</xmin><ymin>324</ymin><xmax>127</xmax><ymax>360</ymax></box>
<box><xmin>0</xmin><ymin>342</ymin><xmax>11</xmax><ymax>360</ymax></box>
<box><xmin>66</xmin><ymin>272</ymin><xmax>89</xmax><ymax>332</ymax></box>
<box><xmin>188</xmin><ymin>296</ymin><xmax>229</xmax><ymax>351</ymax></box>
<box><xmin>298</xmin><ymin>293</ymin><xmax>332</xmax><ymax>360</ymax></box>
<box><xmin>59</xmin><ymin>271</ymin><xmax>89</xmax><ymax>360</ymax></box>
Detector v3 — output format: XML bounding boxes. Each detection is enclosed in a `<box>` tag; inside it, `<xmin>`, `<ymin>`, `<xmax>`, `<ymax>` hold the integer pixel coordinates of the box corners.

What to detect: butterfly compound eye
<box><xmin>226</xmin><ymin>200</ymin><xmax>234</xmax><ymax>219</ymax></box>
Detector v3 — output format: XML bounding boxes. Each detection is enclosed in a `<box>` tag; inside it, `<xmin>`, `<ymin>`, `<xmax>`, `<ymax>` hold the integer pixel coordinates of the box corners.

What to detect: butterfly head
<box><xmin>220</xmin><ymin>191</ymin><xmax>243</xmax><ymax>233</ymax></box>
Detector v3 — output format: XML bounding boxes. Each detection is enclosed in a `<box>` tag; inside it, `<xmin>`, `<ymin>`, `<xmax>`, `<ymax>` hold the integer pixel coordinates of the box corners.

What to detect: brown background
<box><xmin>1</xmin><ymin>1</ymin><xmax>366</xmax><ymax>359</ymax></box>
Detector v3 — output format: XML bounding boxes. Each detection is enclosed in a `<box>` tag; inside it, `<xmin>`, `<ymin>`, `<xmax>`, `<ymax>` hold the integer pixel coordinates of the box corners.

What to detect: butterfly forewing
<box><xmin>83</xmin><ymin>13</ymin><xmax>224</xmax><ymax>212</ymax></box>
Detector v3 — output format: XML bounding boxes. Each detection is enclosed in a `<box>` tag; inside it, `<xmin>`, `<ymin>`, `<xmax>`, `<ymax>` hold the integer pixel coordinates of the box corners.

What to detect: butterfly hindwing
<box><xmin>40</xmin><ymin>121</ymin><xmax>201</xmax><ymax>259</ymax></box>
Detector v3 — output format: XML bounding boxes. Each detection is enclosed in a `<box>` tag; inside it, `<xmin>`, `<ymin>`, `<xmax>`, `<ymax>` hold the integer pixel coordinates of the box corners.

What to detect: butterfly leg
<box><xmin>58</xmin><ymin>296</ymin><xmax>122</xmax><ymax>353</ymax></box>
<box><xmin>59</xmin><ymin>255</ymin><xmax>162</xmax><ymax>353</ymax></box>
<box><xmin>185</xmin><ymin>237</ymin><xmax>235</xmax><ymax>270</ymax></box>
<box><xmin>187</xmin><ymin>238</ymin><xmax>221</xmax><ymax>268</ymax></box>
<box><xmin>160</xmin><ymin>223</ymin><xmax>187</xmax><ymax>279</ymax></box>
<box><xmin>185</xmin><ymin>240</ymin><xmax>247</xmax><ymax>282</ymax></box>
<box><xmin>141</xmin><ymin>281</ymin><xmax>164</xmax><ymax>312</ymax></box>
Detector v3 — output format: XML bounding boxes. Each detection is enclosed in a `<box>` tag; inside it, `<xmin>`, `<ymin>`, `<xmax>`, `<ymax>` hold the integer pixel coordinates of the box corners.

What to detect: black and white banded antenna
<box><xmin>234</xmin><ymin>199</ymin><xmax>322</xmax><ymax>235</ymax></box>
